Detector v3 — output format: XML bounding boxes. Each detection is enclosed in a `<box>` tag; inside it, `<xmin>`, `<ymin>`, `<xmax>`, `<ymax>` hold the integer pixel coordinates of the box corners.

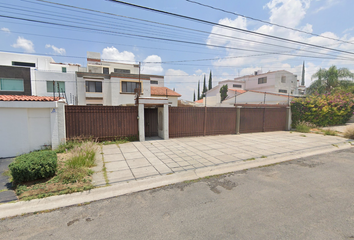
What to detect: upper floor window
<box><xmin>279</xmin><ymin>89</ymin><xmax>287</xmax><ymax>93</ymax></box>
<box><xmin>103</xmin><ymin>67</ymin><xmax>109</xmax><ymax>74</ymax></box>
<box><xmin>0</xmin><ymin>78</ymin><xmax>24</xmax><ymax>91</ymax></box>
<box><xmin>150</xmin><ymin>80</ymin><xmax>158</xmax><ymax>85</ymax></box>
<box><xmin>12</xmin><ymin>61</ymin><xmax>35</xmax><ymax>67</ymax></box>
<box><xmin>281</xmin><ymin>76</ymin><xmax>286</xmax><ymax>83</ymax></box>
<box><xmin>233</xmin><ymin>84</ymin><xmax>242</xmax><ymax>88</ymax></box>
<box><xmin>122</xmin><ymin>81</ymin><xmax>141</xmax><ymax>93</ymax></box>
<box><xmin>114</xmin><ymin>69</ymin><xmax>130</xmax><ymax>74</ymax></box>
<box><xmin>62</xmin><ymin>67</ymin><xmax>67</xmax><ymax>73</ymax></box>
<box><xmin>258</xmin><ymin>77</ymin><xmax>267</xmax><ymax>84</ymax></box>
<box><xmin>86</xmin><ymin>81</ymin><xmax>102</xmax><ymax>92</ymax></box>
<box><xmin>47</xmin><ymin>81</ymin><xmax>65</xmax><ymax>93</ymax></box>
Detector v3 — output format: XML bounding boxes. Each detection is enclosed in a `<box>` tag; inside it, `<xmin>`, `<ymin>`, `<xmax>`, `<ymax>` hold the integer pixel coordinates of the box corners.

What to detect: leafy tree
<box><xmin>220</xmin><ymin>84</ymin><xmax>228</xmax><ymax>102</ymax></box>
<box><xmin>307</xmin><ymin>65</ymin><xmax>354</xmax><ymax>94</ymax></box>
<box><xmin>197</xmin><ymin>80</ymin><xmax>200</xmax><ymax>100</ymax></box>
<box><xmin>208</xmin><ymin>70</ymin><xmax>212</xmax><ymax>90</ymax></box>
<box><xmin>193</xmin><ymin>91</ymin><xmax>196</xmax><ymax>101</ymax></box>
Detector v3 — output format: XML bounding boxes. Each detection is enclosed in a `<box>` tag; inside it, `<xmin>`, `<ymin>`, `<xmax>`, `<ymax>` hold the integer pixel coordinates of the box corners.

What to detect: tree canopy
<box><xmin>220</xmin><ymin>84</ymin><xmax>228</xmax><ymax>102</ymax></box>
<box><xmin>307</xmin><ymin>65</ymin><xmax>354</xmax><ymax>94</ymax></box>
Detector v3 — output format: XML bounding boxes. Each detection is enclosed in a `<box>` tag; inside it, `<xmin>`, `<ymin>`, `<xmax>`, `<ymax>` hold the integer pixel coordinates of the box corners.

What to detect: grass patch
<box><xmin>0</xmin><ymin>189</ymin><xmax>8</xmax><ymax>193</ymax></box>
<box><xmin>300</xmin><ymin>134</ymin><xmax>307</xmax><ymax>137</ymax></box>
<box><xmin>261</xmin><ymin>155</ymin><xmax>267</xmax><ymax>158</ymax></box>
<box><xmin>11</xmin><ymin>140</ymin><xmax>98</xmax><ymax>201</ymax></box>
<box><xmin>295</xmin><ymin>121</ymin><xmax>316</xmax><ymax>133</ymax></box>
<box><xmin>344</xmin><ymin>126</ymin><xmax>354</xmax><ymax>139</ymax></box>
<box><xmin>322</xmin><ymin>129</ymin><xmax>337</xmax><ymax>136</ymax></box>
<box><xmin>244</xmin><ymin>158</ymin><xmax>255</xmax><ymax>161</ymax></box>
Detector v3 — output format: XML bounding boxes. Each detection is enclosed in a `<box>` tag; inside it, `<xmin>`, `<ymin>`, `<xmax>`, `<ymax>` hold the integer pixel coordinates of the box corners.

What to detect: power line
<box><xmin>107</xmin><ymin>0</ymin><xmax>354</xmax><ymax>57</ymax></box>
<box><xmin>186</xmin><ymin>0</ymin><xmax>353</xmax><ymax>46</ymax></box>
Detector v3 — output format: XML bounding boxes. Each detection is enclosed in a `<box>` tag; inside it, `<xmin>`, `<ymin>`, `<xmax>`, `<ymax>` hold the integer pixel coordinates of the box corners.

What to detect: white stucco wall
<box><xmin>222</xmin><ymin>91</ymin><xmax>292</xmax><ymax>106</ymax></box>
<box><xmin>0</xmin><ymin>101</ymin><xmax>66</xmax><ymax>158</ymax></box>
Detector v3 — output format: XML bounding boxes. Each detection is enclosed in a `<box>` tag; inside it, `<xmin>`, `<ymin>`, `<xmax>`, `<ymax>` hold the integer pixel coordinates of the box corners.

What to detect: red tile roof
<box><xmin>195</xmin><ymin>99</ymin><xmax>203</xmax><ymax>103</ymax></box>
<box><xmin>151</xmin><ymin>87</ymin><xmax>181</xmax><ymax>97</ymax></box>
<box><xmin>229</xmin><ymin>89</ymin><xmax>246</xmax><ymax>94</ymax></box>
<box><xmin>0</xmin><ymin>95</ymin><xmax>61</xmax><ymax>101</ymax></box>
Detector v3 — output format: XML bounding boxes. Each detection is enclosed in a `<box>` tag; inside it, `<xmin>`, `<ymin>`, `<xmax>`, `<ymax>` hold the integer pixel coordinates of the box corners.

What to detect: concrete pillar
<box><xmin>50</xmin><ymin>105</ymin><xmax>59</xmax><ymax>150</ymax></box>
<box><xmin>236</xmin><ymin>106</ymin><xmax>241</xmax><ymax>134</ymax></box>
<box><xmin>163</xmin><ymin>104</ymin><xmax>169</xmax><ymax>140</ymax></box>
<box><xmin>138</xmin><ymin>103</ymin><xmax>145</xmax><ymax>142</ymax></box>
<box><xmin>57</xmin><ymin>100</ymin><xmax>66</xmax><ymax>145</ymax></box>
<box><xmin>286</xmin><ymin>106</ymin><xmax>292</xmax><ymax>131</ymax></box>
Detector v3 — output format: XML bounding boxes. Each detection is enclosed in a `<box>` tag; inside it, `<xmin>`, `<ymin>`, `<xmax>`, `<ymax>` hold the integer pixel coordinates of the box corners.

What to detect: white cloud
<box><xmin>142</xmin><ymin>55</ymin><xmax>164</xmax><ymax>75</ymax></box>
<box><xmin>12</xmin><ymin>37</ymin><xmax>34</xmax><ymax>53</ymax></box>
<box><xmin>45</xmin><ymin>44</ymin><xmax>66</xmax><ymax>55</ymax></box>
<box><xmin>313</xmin><ymin>0</ymin><xmax>339</xmax><ymax>13</ymax></box>
<box><xmin>101</xmin><ymin>46</ymin><xmax>136</xmax><ymax>64</ymax></box>
<box><xmin>1</xmin><ymin>27</ymin><xmax>10</xmax><ymax>33</ymax></box>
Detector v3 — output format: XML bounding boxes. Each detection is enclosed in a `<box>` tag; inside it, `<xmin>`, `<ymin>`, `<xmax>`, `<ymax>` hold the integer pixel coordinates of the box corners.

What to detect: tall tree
<box><xmin>197</xmin><ymin>80</ymin><xmax>200</xmax><ymax>100</ymax></box>
<box><xmin>220</xmin><ymin>84</ymin><xmax>228</xmax><ymax>102</ymax></box>
<box><xmin>307</xmin><ymin>65</ymin><xmax>354</xmax><ymax>94</ymax></box>
<box><xmin>301</xmin><ymin>61</ymin><xmax>305</xmax><ymax>86</ymax></box>
<box><xmin>208</xmin><ymin>70</ymin><xmax>212</xmax><ymax>90</ymax></box>
<box><xmin>193</xmin><ymin>90</ymin><xmax>196</xmax><ymax>102</ymax></box>
<box><xmin>202</xmin><ymin>75</ymin><xmax>207</xmax><ymax>98</ymax></box>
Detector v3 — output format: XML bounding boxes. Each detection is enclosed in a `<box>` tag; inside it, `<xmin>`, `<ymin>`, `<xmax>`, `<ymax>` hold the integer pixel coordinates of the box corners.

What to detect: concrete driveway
<box><xmin>93</xmin><ymin>131</ymin><xmax>351</xmax><ymax>186</ymax></box>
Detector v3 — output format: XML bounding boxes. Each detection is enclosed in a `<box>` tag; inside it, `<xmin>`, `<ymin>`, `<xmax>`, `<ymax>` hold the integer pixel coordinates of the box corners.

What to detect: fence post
<box><xmin>236</xmin><ymin>106</ymin><xmax>241</xmax><ymax>134</ymax></box>
<box><xmin>286</xmin><ymin>106</ymin><xmax>291</xmax><ymax>130</ymax></box>
<box><xmin>138</xmin><ymin>103</ymin><xmax>145</xmax><ymax>141</ymax></box>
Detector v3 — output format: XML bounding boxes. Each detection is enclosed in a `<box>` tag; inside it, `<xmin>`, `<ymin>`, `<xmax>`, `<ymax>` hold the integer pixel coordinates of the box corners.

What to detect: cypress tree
<box><xmin>301</xmin><ymin>61</ymin><xmax>305</xmax><ymax>86</ymax></box>
<box><xmin>193</xmin><ymin>91</ymin><xmax>196</xmax><ymax>101</ymax></box>
<box><xmin>197</xmin><ymin>80</ymin><xmax>200</xmax><ymax>100</ymax></box>
<box><xmin>202</xmin><ymin>75</ymin><xmax>207</xmax><ymax>98</ymax></box>
<box><xmin>208</xmin><ymin>70</ymin><xmax>212</xmax><ymax>90</ymax></box>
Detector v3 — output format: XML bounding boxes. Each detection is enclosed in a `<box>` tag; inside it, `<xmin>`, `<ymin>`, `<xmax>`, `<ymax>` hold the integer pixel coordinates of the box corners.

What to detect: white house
<box><xmin>205</xmin><ymin>70</ymin><xmax>298</xmax><ymax>106</ymax></box>
<box><xmin>0</xmin><ymin>51</ymin><xmax>82</xmax><ymax>104</ymax></box>
<box><xmin>221</xmin><ymin>90</ymin><xmax>293</xmax><ymax>106</ymax></box>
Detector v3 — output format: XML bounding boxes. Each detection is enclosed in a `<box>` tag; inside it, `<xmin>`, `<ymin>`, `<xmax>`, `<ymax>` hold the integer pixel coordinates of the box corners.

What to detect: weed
<box><xmin>343</xmin><ymin>126</ymin><xmax>354</xmax><ymax>139</ymax></box>
<box><xmin>295</xmin><ymin>121</ymin><xmax>316</xmax><ymax>133</ymax></box>
<box><xmin>0</xmin><ymin>189</ymin><xmax>8</xmax><ymax>193</ymax></box>
<box><xmin>300</xmin><ymin>134</ymin><xmax>307</xmax><ymax>137</ymax></box>
<box><xmin>244</xmin><ymin>158</ymin><xmax>256</xmax><ymax>161</ymax></box>
<box><xmin>322</xmin><ymin>129</ymin><xmax>337</xmax><ymax>136</ymax></box>
<box><xmin>261</xmin><ymin>155</ymin><xmax>267</xmax><ymax>158</ymax></box>
<box><xmin>66</xmin><ymin>142</ymin><xmax>97</xmax><ymax>168</ymax></box>
<box><xmin>2</xmin><ymin>170</ymin><xmax>10</xmax><ymax>177</ymax></box>
<box><xmin>332</xmin><ymin>144</ymin><xmax>339</xmax><ymax>148</ymax></box>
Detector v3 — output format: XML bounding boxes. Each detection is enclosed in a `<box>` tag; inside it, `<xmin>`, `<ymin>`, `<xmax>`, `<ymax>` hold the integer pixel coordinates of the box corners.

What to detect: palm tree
<box><xmin>307</xmin><ymin>65</ymin><xmax>354</xmax><ymax>94</ymax></box>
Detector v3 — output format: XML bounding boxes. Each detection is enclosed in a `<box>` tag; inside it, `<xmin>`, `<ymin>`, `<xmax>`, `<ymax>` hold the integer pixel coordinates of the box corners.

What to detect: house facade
<box><xmin>204</xmin><ymin>70</ymin><xmax>299</xmax><ymax>106</ymax></box>
<box><xmin>0</xmin><ymin>65</ymin><xmax>32</xmax><ymax>96</ymax></box>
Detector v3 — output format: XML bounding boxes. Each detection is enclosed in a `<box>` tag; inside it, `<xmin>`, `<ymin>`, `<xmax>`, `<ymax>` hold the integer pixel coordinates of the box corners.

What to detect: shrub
<box><xmin>343</xmin><ymin>126</ymin><xmax>354</xmax><ymax>139</ymax></box>
<box><xmin>291</xmin><ymin>91</ymin><xmax>354</xmax><ymax>127</ymax></box>
<box><xmin>295</xmin><ymin>121</ymin><xmax>316</xmax><ymax>133</ymax></box>
<box><xmin>9</xmin><ymin>151</ymin><xmax>57</xmax><ymax>183</ymax></box>
<box><xmin>66</xmin><ymin>142</ymin><xmax>97</xmax><ymax>169</ymax></box>
<box><xmin>322</xmin><ymin>129</ymin><xmax>337</xmax><ymax>136</ymax></box>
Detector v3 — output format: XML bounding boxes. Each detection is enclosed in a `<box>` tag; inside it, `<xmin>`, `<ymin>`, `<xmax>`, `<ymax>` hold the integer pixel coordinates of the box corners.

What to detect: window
<box><xmin>122</xmin><ymin>81</ymin><xmax>141</xmax><ymax>93</ymax></box>
<box><xmin>233</xmin><ymin>84</ymin><xmax>242</xmax><ymax>88</ymax></box>
<box><xmin>103</xmin><ymin>67</ymin><xmax>109</xmax><ymax>74</ymax></box>
<box><xmin>258</xmin><ymin>77</ymin><xmax>267</xmax><ymax>84</ymax></box>
<box><xmin>279</xmin><ymin>89</ymin><xmax>287</xmax><ymax>93</ymax></box>
<box><xmin>150</xmin><ymin>80</ymin><xmax>158</xmax><ymax>85</ymax></box>
<box><xmin>281</xmin><ymin>76</ymin><xmax>286</xmax><ymax>83</ymax></box>
<box><xmin>12</xmin><ymin>61</ymin><xmax>36</xmax><ymax>67</ymax></box>
<box><xmin>47</xmin><ymin>81</ymin><xmax>65</xmax><ymax>93</ymax></box>
<box><xmin>0</xmin><ymin>78</ymin><xmax>24</xmax><ymax>91</ymax></box>
<box><xmin>62</xmin><ymin>67</ymin><xmax>67</xmax><ymax>73</ymax></box>
<box><xmin>86</xmin><ymin>81</ymin><xmax>102</xmax><ymax>92</ymax></box>
<box><xmin>114</xmin><ymin>69</ymin><xmax>130</xmax><ymax>74</ymax></box>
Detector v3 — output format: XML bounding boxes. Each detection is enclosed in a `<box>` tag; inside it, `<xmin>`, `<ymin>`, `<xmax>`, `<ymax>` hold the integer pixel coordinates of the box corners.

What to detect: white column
<box><xmin>138</xmin><ymin>103</ymin><xmax>145</xmax><ymax>142</ymax></box>
<box><xmin>57</xmin><ymin>100</ymin><xmax>66</xmax><ymax>145</ymax></box>
<box><xmin>50</xmin><ymin>104</ymin><xmax>59</xmax><ymax>149</ymax></box>
<box><xmin>163</xmin><ymin>104</ymin><xmax>169</xmax><ymax>140</ymax></box>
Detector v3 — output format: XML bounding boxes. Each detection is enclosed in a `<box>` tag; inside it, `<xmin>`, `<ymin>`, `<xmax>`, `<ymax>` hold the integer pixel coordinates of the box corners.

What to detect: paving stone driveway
<box><xmin>93</xmin><ymin>131</ymin><xmax>350</xmax><ymax>186</ymax></box>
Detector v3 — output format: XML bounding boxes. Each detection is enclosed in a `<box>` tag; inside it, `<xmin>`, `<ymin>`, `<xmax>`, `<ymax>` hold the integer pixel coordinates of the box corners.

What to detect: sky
<box><xmin>1</xmin><ymin>0</ymin><xmax>354</xmax><ymax>100</ymax></box>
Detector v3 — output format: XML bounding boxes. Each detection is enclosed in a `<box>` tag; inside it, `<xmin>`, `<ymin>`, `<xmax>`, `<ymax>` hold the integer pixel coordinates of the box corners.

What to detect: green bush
<box><xmin>291</xmin><ymin>91</ymin><xmax>354</xmax><ymax>127</ymax></box>
<box><xmin>9</xmin><ymin>151</ymin><xmax>57</xmax><ymax>183</ymax></box>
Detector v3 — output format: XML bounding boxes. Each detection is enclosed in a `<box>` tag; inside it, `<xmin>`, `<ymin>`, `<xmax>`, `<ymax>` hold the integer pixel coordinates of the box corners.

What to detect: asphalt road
<box><xmin>1</xmin><ymin>148</ymin><xmax>354</xmax><ymax>240</ymax></box>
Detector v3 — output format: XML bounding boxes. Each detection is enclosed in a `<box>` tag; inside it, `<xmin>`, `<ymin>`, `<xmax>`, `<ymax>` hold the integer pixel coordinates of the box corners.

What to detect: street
<box><xmin>1</xmin><ymin>148</ymin><xmax>354</xmax><ymax>240</ymax></box>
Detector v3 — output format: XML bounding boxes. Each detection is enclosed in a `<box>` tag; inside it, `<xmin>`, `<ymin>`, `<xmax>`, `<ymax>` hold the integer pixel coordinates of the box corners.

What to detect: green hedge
<box><xmin>291</xmin><ymin>91</ymin><xmax>354</xmax><ymax>127</ymax></box>
<box><xmin>9</xmin><ymin>150</ymin><xmax>58</xmax><ymax>183</ymax></box>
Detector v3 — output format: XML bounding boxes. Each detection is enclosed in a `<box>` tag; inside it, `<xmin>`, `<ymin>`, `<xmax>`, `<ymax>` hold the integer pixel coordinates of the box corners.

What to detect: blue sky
<box><xmin>1</xmin><ymin>0</ymin><xmax>354</xmax><ymax>100</ymax></box>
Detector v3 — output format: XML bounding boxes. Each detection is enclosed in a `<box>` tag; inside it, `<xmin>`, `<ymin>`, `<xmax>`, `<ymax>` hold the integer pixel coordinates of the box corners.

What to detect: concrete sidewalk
<box><xmin>93</xmin><ymin>131</ymin><xmax>352</xmax><ymax>186</ymax></box>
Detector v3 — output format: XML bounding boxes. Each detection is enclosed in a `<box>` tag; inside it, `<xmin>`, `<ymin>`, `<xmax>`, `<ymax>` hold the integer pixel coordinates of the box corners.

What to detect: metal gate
<box><xmin>144</xmin><ymin>108</ymin><xmax>158</xmax><ymax>137</ymax></box>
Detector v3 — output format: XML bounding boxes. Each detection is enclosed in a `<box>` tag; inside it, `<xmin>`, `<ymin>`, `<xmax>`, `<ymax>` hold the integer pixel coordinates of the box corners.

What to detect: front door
<box><xmin>144</xmin><ymin>108</ymin><xmax>158</xmax><ymax>137</ymax></box>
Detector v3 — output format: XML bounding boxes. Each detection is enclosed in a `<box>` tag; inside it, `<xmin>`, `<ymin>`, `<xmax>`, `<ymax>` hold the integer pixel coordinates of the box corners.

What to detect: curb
<box><xmin>0</xmin><ymin>142</ymin><xmax>352</xmax><ymax>219</ymax></box>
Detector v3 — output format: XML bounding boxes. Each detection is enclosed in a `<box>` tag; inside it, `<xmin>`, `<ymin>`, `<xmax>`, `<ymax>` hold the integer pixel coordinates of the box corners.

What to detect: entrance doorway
<box><xmin>144</xmin><ymin>108</ymin><xmax>158</xmax><ymax>137</ymax></box>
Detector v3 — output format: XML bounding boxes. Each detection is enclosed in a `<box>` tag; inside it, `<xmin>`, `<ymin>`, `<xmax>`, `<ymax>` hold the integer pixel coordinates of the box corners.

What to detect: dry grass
<box><xmin>343</xmin><ymin>125</ymin><xmax>354</xmax><ymax>139</ymax></box>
